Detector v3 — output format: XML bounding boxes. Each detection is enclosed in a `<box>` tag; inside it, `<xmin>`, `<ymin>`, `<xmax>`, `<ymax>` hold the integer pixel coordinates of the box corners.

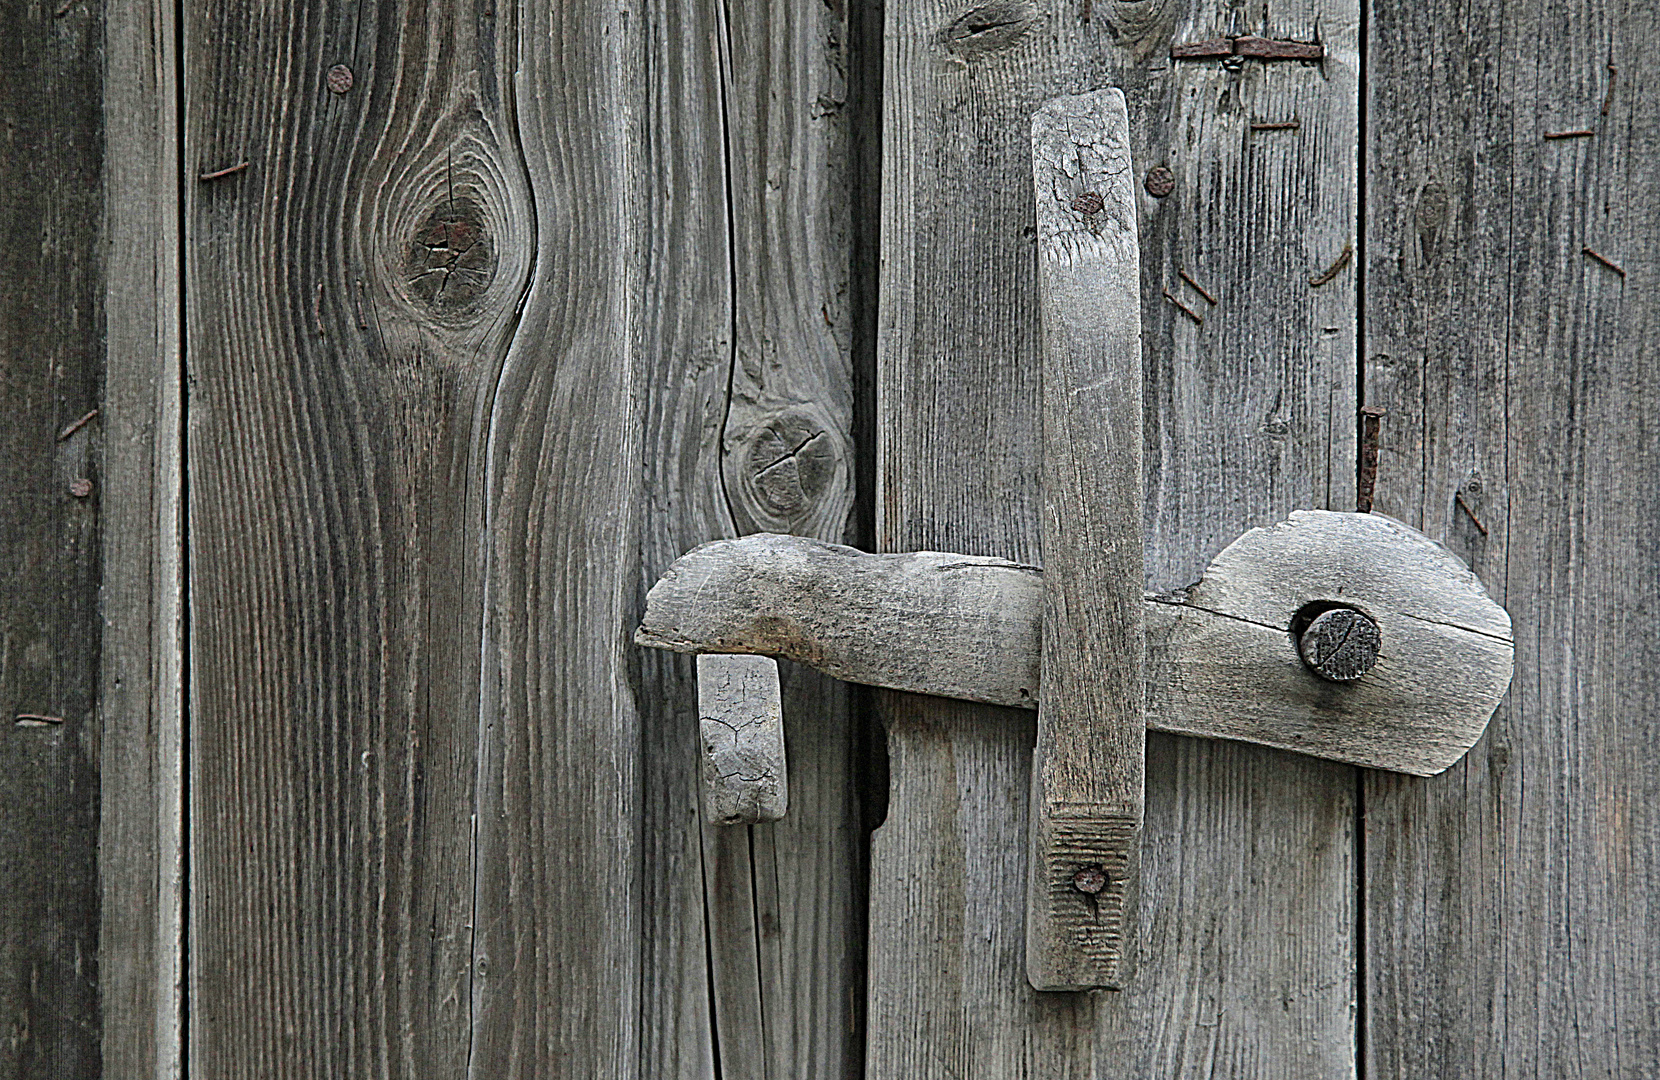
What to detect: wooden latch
<box><xmin>634</xmin><ymin>90</ymin><xmax>1512</xmax><ymax>993</ymax></box>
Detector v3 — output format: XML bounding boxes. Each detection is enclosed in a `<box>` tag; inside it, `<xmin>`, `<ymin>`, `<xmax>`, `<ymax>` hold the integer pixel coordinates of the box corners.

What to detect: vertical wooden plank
<box><xmin>870</xmin><ymin>0</ymin><xmax>1358</xmax><ymax>1074</ymax></box>
<box><xmin>185</xmin><ymin>0</ymin><xmax>534</xmax><ymax>1073</ymax></box>
<box><xmin>102</xmin><ymin>0</ymin><xmax>185</xmax><ymax>1075</ymax></box>
<box><xmin>0</xmin><ymin>1</ymin><xmax>106</xmax><ymax>1075</ymax></box>
<box><xmin>1364</xmin><ymin>0</ymin><xmax>1660</xmax><ymax>1073</ymax></box>
<box><xmin>462</xmin><ymin>0</ymin><xmax>645</xmax><ymax>1069</ymax></box>
<box><xmin>636</xmin><ymin>0</ymin><xmax>865</xmax><ymax>1073</ymax></box>
<box><xmin>1029</xmin><ymin>89</ymin><xmax>1144</xmax><ymax>992</ymax></box>
<box><xmin>186</xmin><ymin>0</ymin><xmax>863</xmax><ymax>1073</ymax></box>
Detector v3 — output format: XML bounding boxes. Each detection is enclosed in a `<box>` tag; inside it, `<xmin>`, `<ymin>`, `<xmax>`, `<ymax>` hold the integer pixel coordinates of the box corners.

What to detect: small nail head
<box><xmin>327</xmin><ymin>64</ymin><xmax>355</xmax><ymax>94</ymax></box>
<box><xmin>1071</xmin><ymin>191</ymin><xmax>1104</xmax><ymax>215</ymax></box>
<box><xmin>1299</xmin><ymin>607</ymin><xmax>1382</xmax><ymax>682</ymax></box>
<box><xmin>1071</xmin><ymin>865</ymin><xmax>1109</xmax><ymax>895</ymax></box>
<box><xmin>1144</xmin><ymin>166</ymin><xmax>1175</xmax><ymax>198</ymax></box>
<box><xmin>69</xmin><ymin>478</ymin><xmax>93</xmax><ymax>498</ymax></box>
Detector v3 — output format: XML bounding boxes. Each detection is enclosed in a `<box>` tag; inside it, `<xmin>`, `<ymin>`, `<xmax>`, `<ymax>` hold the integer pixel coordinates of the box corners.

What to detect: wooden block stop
<box><xmin>696</xmin><ymin>653</ymin><xmax>788</xmax><ymax>825</ymax></box>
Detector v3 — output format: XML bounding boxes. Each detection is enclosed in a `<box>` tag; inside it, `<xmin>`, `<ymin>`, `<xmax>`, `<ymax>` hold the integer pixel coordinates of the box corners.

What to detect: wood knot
<box><xmin>943</xmin><ymin>1</ymin><xmax>1044</xmax><ymax>58</ymax></box>
<box><xmin>730</xmin><ymin>410</ymin><xmax>844</xmax><ymax>533</ymax></box>
<box><xmin>405</xmin><ymin>197</ymin><xmax>493</xmax><ymax>315</ymax></box>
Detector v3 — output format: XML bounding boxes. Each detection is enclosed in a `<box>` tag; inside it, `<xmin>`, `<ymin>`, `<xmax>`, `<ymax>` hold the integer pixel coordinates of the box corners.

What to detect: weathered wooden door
<box><xmin>4</xmin><ymin>0</ymin><xmax>1658</xmax><ymax>1075</ymax></box>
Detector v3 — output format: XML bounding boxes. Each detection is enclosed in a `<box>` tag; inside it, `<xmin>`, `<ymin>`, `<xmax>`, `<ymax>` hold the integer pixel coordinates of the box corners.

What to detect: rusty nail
<box><xmin>1310</xmin><ymin>243</ymin><xmax>1353</xmax><ymax>288</ymax></box>
<box><xmin>1582</xmin><ymin>246</ymin><xmax>1626</xmax><ymax>278</ymax></box>
<box><xmin>1072</xmin><ymin>865</ymin><xmax>1108</xmax><ymax>894</ymax></box>
<box><xmin>1544</xmin><ymin>129</ymin><xmax>1594</xmax><ymax>140</ymax></box>
<box><xmin>69</xmin><ymin>478</ymin><xmax>93</xmax><ymax>498</ymax></box>
<box><xmin>1178</xmin><ymin>268</ymin><xmax>1217</xmax><ymax>305</ymax></box>
<box><xmin>1358</xmin><ymin>404</ymin><xmax>1385</xmax><ymax>513</ymax></box>
<box><xmin>1163</xmin><ymin>289</ymin><xmax>1203</xmax><ymax>326</ymax></box>
<box><xmin>57</xmin><ymin>408</ymin><xmax>99</xmax><ymax>441</ymax></box>
<box><xmin>1251</xmin><ymin>119</ymin><xmax>1301</xmax><ymax>131</ymax></box>
<box><xmin>327</xmin><ymin>64</ymin><xmax>355</xmax><ymax>94</ymax></box>
<box><xmin>1144</xmin><ymin>165</ymin><xmax>1174</xmax><ymax>198</ymax></box>
<box><xmin>199</xmin><ymin>161</ymin><xmax>250</xmax><ymax>181</ymax></box>
<box><xmin>1233</xmin><ymin>35</ymin><xmax>1324</xmax><ymax>60</ymax></box>
<box><xmin>1298</xmin><ymin>607</ymin><xmax>1382</xmax><ymax>682</ymax></box>
<box><xmin>1170</xmin><ymin>37</ymin><xmax>1233</xmax><ymax>59</ymax></box>
<box><xmin>1455</xmin><ymin>490</ymin><xmax>1489</xmax><ymax>536</ymax></box>
<box><xmin>1071</xmin><ymin>191</ymin><xmax>1104</xmax><ymax>215</ymax></box>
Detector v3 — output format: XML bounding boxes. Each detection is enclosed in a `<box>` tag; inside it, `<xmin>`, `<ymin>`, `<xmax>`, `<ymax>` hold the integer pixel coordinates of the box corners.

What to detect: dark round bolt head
<box><xmin>1071</xmin><ymin>865</ymin><xmax>1108</xmax><ymax>895</ymax></box>
<box><xmin>1144</xmin><ymin>165</ymin><xmax>1175</xmax><ymax>198</ymax></box>
<box><xmin>327</xmin><ymin>64</ymin><xmax>355</xmax><ymax>94</ymax></box>
<box><xmin>1298</xmin><ymin>607</ymin><xmax>1381</xmax><ymax>682</ymax></box>
<box><xmin>1071</xmin><ymin>191</ymin><xmax>1105</xmax><ymax>215</ymax></box>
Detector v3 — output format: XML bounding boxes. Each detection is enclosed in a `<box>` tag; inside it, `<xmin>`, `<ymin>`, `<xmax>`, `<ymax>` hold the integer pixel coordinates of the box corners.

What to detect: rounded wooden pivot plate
<box><xmin>1299</xmin><ymin>607</ymin><xmax>1382</xmax><ymax>681</ymax></box>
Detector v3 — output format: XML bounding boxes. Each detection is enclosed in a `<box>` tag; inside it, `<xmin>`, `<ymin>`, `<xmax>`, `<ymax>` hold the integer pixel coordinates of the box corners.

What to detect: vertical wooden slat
<box><xmin>186</xmin><ymin>0</ymin><xmax>534</xmax><ymax>1073</ymax></box>
<box><xmin>1363</xmin><ymin>0</ymin><xmax>1660</xmax><ymax>1074</ymax></box>
<box><xmin>460</xmin><ymin>0</ymin><xmax>650</xmax><ymax>1069</ymax></box>
<box><xmin>1028</xmin><ymin>89</ymin><xmax>1145</xmax><ymax>992</ymax></box>
<box><xmin>636</xmin><ymin>0</ymin><xmax>866</xmax><ymax>1072</ymax></box>
<box><xmin>0</xmin><ymin>1</ymin><xmax>106</xmax><ymax>1075</ymax></box>
<box><xmin>102</xmin><ymin>0</ymin><xmax>185</xmax><ymax>1075</ymax></box>
<box><xmin>870</xmin><ymin>0</ymin><xmax>1358</xmax><ymax>1074</ymax></box>
<box><xmin>186</xmin><ymin>0</ymin><xmax>864</xmax><ymax>1073</ymax></box>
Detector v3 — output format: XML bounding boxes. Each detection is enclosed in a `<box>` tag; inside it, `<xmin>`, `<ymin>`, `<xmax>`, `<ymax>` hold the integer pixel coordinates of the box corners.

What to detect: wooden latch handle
<box><xmin>1028</xmin><ymin>89</ymin><xmax>1145</xmax><ymax>991</ymax></box>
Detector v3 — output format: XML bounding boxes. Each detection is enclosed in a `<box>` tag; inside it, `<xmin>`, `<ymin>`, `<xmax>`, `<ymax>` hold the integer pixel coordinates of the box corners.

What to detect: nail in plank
<box><xmin>1029</xmin><ymin>88</ymin><xmax>1145</xmax><ymax>991</ymax></box>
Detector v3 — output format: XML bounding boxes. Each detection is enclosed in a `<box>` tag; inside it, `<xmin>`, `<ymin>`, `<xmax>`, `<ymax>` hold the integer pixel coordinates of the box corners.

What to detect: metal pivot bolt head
<box><xmin>1298</xmin><ymin>606</ymin><xmax>1382</xmax><ymax>682</ymax></box>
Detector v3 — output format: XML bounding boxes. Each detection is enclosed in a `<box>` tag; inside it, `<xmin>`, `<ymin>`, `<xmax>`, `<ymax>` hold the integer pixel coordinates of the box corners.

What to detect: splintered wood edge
<box><xmin>1029</xmin><ymin>88</ymin><xmax>1144</xmax><ymax>991</ymax></box>
<box><xmin>637</xmin><ymin>515</ymin><xmax>1514</xmax><ymax>776</ymax></box>
<box><xmin>696</xmin><ymin>654</ymin><xmax>787</xmax><ymax>825</ymax></box>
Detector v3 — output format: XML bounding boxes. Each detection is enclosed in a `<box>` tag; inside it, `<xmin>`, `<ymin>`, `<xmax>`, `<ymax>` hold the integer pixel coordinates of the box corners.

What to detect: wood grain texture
<box><xmin>1362</xmin><ymin>0</ymin><xmax>1660</xmax><ymax>1074</ymax></box>
<box><xmin>634</xmin><ymin>0</ymin><xmax>865</xmax><ymax>1073</ymax></box>
<box><xmin>637</xmin><ymin>514</ymin><xmax>1512</xmax><ymax>776</ymax></box>
<box><xmin>872</xmin><ymin>0</ymin><xmax>1359</xmax><ymax>1073</ymax></box>
<box><xmin>466</xmin><ymin>0</ymin><xmax>649</xmax><ymax>1072</ymax></box>
<box><xmin>0</xmin><ymin>1</ymin><xmax>106</xmax><ymax>1075</ymax></box>
<box><xmin>101</xmin><ymin>0</ymin><xmax>185</xmax><ymax>1076</ymax></box>
<box><xmin>1028</xmin><ymin>88</ymin><xmax>1145</xmax><ymax>992</ymax></box>
<box><xmin>185</xmin><ymin>0</ymin><xmax>532</xmax><ymax>1073</ymax></box>
<box><xmin>697</xmin><ymin>655</ymin><xmax>788</xmax><ymax>826</ymax></box>
<box><xmin>186</xmin><ymin>0</ymin><xmax>863</xmax><ymax>1074</ymax></box>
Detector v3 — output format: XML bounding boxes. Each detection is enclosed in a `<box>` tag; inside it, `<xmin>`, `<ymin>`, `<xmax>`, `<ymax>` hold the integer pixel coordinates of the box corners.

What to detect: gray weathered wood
<box><xmin>871</xmin><ymin>0</ymin><xmax>1359</xmax><ymax>1072</ymax></box>
<box><xmin>0</xmin><ymin>2</ymin><xmax>107</xmax><ymax>1074</ymax></box>
<box><xmin>186</xmin><ymin>0</ymin><xmax>536</xmax><ymax>1073</ymax></box>
<box><xmin>1027</xmin><ymin>88</ymin><xmax>1146</xmax><ymax>992</ymax></box>
<box><xmin>697</xmin><ymin>655</ymin><xmax>788</xmax><ymax>825</ymax></box>
<box><xmin>102</xmin><ymin>0</ymin><xmax>186</xmax><ymax>1076</ymax></box>
<box><xmin>1363</xmin><ymin>1</ymin><xmax>1660</xmax><ymax>1074</ymax></box>
<box><xmin>185</xmin><ymin>0</ymin><xmax>863</xmax><ymax>1075</ymax></box>
<box><xmin>634</xmin><ymin>0</ymin><xmax>866</xmax><ymax>1073</ymax></box>
<box><xmin>639</xmin><ymin>510</ymin><xmax>1511</xmax><ymax>776</ymax></box>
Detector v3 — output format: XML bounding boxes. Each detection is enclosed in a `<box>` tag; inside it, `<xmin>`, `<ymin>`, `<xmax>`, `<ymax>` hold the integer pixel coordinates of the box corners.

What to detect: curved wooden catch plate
<box><xmin>636</xmin><ymin>510</ymin><xmax>1513</xmax><ymax>776</ymax></box>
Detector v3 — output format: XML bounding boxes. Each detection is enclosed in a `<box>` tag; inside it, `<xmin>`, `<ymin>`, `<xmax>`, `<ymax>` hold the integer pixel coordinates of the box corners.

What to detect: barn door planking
<box><xmin>637</xmin><ymin>0</ymin><xmax>868</xmax><ymax>1075</ymax></box>
<box><xmin>182</xmin><ymin>0</ymin><xmax>866</xmax><ymax>1074</ymax></box>
<box><xmin>1363</xmin><ymin>1</ymin><xmax>1660</xmax><ymax>1074</ymax></box>
<box><xmin>869</xmin><ymin>0</ymin><xmax>1359</xmax><ymax>1075</ymax></box>
<box><xmin>0</xmin><ymin>2</ymin><xmax>108</xmax><ymax>1076</ymax></box>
